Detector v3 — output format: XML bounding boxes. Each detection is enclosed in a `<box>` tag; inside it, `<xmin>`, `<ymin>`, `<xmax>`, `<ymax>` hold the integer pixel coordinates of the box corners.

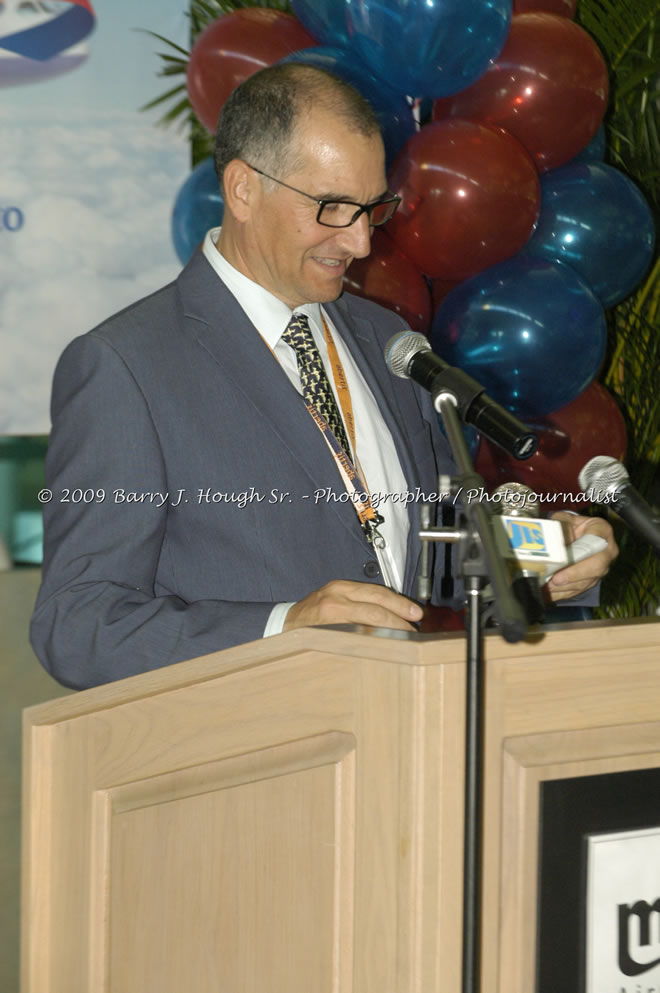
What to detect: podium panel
<box><xmin>98</xmin><ymin>733</ymin><xmax>354</xmax><ymax>992</ymax></box>
<box><xmin>21</xmin><ymin>619</ymin><xmax>660</xmax><ymax>992</ymax></box>
<box><xmin>22</xmin><ymin>629</ymin><xmax>468</xmax><ymax>993</ymax></box>
<box><xmin>481</xmin><ymin>620</ymin><xmax>660</xmax><ymax>992</ymax></box>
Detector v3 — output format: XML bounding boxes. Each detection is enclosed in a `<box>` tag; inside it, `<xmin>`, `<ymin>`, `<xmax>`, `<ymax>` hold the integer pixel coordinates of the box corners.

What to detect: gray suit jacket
<box><xmin>30</xmin><ymin>252</ymin><xmax>456</xmax><ymax>688</ymax></box>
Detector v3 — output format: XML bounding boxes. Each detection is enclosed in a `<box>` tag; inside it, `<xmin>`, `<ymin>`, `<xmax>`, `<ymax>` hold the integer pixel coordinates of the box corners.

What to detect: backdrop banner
<box><xmin>0</xmin><ymin>0</ymin><xmax>189</xmax><ymax>433</ymax></box>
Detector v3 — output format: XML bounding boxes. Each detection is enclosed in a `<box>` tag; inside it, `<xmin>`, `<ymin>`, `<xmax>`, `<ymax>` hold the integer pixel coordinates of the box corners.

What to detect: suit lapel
<box><xmin>325</xmin><ymin>298</ymin><xmax>422</xmax><ymax>486</ymax></box>
<box><xmin>175</xmin><ymin>253</ymin><xmax>430</xmax><ymax>594</ymax></box>
<box><xmin>175</xmin><ymin>254</ymin><xmax>369</xmax><ymax>554</ymax></box>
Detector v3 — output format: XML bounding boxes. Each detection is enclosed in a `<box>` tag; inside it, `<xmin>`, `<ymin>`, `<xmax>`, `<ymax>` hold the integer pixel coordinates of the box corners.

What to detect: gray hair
<box><xmin>213</xmin><ymin>63</ymin><xmax>382</xmax><ymax>192</ymax></box>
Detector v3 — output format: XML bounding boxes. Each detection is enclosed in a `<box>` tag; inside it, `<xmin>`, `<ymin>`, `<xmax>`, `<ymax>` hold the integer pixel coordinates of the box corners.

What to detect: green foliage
<box><xmin>188</xmin><ymin>0</ymin><xmax>292</xmax><ymax>33</ymax></box>
<box><xmin>598</xmin><ymin>262</ymin><xmax>660</xmax><ymax>616</ymax></box>
<box><xmin>141</xmin><ymin>0</ymin><xmax>292</xmax><ymax>165</ymax></box>
<box><xmin>578</xmin><ymin>0</ymin><xmax>660</xmax><ymax>616</ymax></box>
<box><xmin>579</xmin><ymin>0</ymin><xmax>660</xmax><ymax>208</ymax></box>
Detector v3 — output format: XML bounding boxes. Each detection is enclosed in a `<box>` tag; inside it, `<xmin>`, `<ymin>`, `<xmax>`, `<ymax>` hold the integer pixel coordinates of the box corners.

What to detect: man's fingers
<box><xmin>284</xmin><ymin>580</ymin><xmax>423</xmax><ymax>632</ymax></box>
<box><xmin>327</xmin><ymin>580</ymin><xmax>423</xmax><ymax>619</ymax></box>
<box><xmin>547</xmin><ymin>512</ymin><xmax>619</xmax><ymax>601</ymax></box>
<box><xmin>548</xmin><ymin>552</ymin><xmax>609</xmax><ymax>596</ymax></box>
<box><xmin>548</xmin><ymin>573</ymin><xmax>602</xmax><ymax>602</ymax></box>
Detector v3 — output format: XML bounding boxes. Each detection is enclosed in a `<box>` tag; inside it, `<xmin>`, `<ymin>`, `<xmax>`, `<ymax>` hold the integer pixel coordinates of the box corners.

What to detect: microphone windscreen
<box><xmin>578</xmin><ymin>455</ymin><xmax>629</xmax><ymax>496</ymax></box>
<box><xmin>491</xmin><ymin>482</ymin><xmax>540</xmax><ymax>518</ymax></box>
<box><xmin>384</xmin><ymin>330</ymin><xmax>430</xmax><ymax>378</ymax></box>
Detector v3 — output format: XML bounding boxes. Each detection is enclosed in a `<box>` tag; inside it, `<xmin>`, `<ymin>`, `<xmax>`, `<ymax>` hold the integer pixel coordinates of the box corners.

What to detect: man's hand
<box><xmin>546</xmin><ymin>512</ymin><xmax>618</xmax><ymax>602</ymax></box>
<box><xmin>283</xmin><ymin>580</ymin><xmax>423</xmax><ymax>633</ymax></box>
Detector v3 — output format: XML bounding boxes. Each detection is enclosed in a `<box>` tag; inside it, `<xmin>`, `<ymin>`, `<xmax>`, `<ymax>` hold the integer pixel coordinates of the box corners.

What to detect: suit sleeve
<box><xmin>30</xmin><ymin>334</ymin><xmax>273</xmax><ymax>690</ymax></box>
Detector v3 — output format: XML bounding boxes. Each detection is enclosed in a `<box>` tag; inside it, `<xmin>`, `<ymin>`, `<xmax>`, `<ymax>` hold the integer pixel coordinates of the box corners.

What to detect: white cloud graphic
<box><xmin>1</xmin><ymin>111</ymin><xmax>189</xmax><ymax>433</ymax></box>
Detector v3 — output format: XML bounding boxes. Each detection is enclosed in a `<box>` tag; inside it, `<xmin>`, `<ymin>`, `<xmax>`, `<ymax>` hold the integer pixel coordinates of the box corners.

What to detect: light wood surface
<box><xmin>21</xmin><ymin>618</ymin><xmax>660</xmax><ymax>993</ymax></box>
<box><xmin>1</xmin><ymin>568</ymin><xmax>71</xmax><ymax>993</ymax></box>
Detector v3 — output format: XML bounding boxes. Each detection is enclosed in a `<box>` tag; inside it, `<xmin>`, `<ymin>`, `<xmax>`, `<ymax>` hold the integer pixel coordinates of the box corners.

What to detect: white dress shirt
<box><xmin>202</xmin><ymin>227</ymin><xmax>410</xmax><ymax>633</ymax></box>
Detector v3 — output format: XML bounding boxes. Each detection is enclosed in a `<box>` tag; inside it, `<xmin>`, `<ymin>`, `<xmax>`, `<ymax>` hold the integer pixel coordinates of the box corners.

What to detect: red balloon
<box><xmin>386</xmin><ymin>120</ymin><xmax>540</xmax><ymax>280</ymax></box>
<box><xmin>433</xmin><ymin>14</ymin><xmax>609</xmax><ymax>172</ymax></box>
<box><xmin>343</xmin><ymin>229</ymin><xmax>432</xmax><ymax>333</ymax></box>
<box><xmin>475</xmin><ymin>382</ymin><xmax>627</xmax><ymax>510</ymax></box>
<box><xmin>431</xmin><ymin>277</ymin><xmax>461</xmax><ymax>311</ymax></box>
<box><xmin>187</xmin><ymin>9</ymin><xmax>317</xmax><ymax>132</ymax></box>
<box><xmin>514</xmin><ymin>0</ymin><xmax>576</xmax><ymax>16</ymax></box>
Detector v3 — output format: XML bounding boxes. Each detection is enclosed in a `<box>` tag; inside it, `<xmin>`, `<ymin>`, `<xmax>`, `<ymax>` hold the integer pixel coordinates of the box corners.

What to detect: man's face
<box><xmin>242</xmin><ymin>108</ymin><xmax>388</xmax><ymax>310</ymax></box>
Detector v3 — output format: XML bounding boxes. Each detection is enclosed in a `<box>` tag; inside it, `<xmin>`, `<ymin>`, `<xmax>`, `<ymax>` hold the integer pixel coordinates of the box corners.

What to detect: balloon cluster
<box><xmin>172</xmin><ymin>0</ymin><xmax>657</xmax><ymax>500</ymax></box>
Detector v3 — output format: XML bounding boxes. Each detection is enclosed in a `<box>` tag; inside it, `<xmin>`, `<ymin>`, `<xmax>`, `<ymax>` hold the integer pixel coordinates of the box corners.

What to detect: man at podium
<box><xmin>30</xmin><ymin>64</ymin><xmax>617</xmax><ymax>689</ymax></box>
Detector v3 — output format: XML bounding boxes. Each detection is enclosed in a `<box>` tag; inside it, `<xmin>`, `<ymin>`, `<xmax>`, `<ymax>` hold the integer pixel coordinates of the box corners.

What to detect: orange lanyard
<box><xmin>321</xmin><ymin>314</ymin><xmax>356</xmax><ymax>456</ymax></box>
<box><xmin>277</xmin><ymin>312</ymin><xmax>385</xmax><ymax>542</ymax></box>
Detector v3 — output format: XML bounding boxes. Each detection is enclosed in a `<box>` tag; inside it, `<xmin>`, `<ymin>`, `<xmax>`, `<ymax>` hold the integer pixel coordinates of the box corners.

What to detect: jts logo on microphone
<box><xmin>506</xmin><ymin>520</ymin><xmax>549</xmax><ymax>557</ymax></box>
<box><xmin>491</xmin><ymin>485</ymin><xmax>569</xmax><ymax>579</ymax></box>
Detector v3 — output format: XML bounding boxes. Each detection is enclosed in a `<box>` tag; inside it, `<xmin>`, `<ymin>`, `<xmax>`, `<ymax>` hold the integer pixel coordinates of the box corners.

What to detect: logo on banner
<box><xmin>618</xmin><ymin>899</ymin><xmax>660</xmax><ymax>976</ymax></box>
<box><xmin>0</xmin><ymin>0</ymin><xmax>96</xmax><ymax>87</ymax></box>
<box><xmin>586</xmin><ymin>827</ymin><xmax>660</xmax><ymax>993</ymax></box>
<box><xmin>1</xmin><ymin>206</ymin><xmax>24</xmax><ymax>231</ymax></box>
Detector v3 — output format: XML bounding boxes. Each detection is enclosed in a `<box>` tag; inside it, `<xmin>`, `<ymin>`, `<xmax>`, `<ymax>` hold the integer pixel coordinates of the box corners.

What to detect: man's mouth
<box><xmin>312</xmin><ymin>257</ymin><xmax>348</xmax><ymax>271</ymax></box>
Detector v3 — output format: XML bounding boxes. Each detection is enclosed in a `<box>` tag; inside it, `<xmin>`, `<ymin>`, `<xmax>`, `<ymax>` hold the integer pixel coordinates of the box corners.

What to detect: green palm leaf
<box><xmin>141</xmin><ymin>0</ymin><xmax>292</xmax><ymax>138</ymax></box>
<box><xmin>577</xmin><ymin>0</ymin><xmax>660</xmax><ymax>616</ymax></box>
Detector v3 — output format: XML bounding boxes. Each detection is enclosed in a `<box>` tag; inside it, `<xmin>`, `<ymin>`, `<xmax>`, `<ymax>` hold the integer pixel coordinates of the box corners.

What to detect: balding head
<box><xmin>213</xmin><ymin>63</ymin><xmax>382</xmax><ymax>192</ymax></box>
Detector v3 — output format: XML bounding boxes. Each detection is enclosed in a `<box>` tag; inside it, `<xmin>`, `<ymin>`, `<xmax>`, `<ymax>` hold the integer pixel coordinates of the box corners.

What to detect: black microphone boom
<box><xmin>385</xmin><ymin>330</ymin><xmax>538</xmax><ymax>460</ymax></box>
<box><xmin>579</xmin><ymin>456</ymin><xmax>660</xmax><ymax>555</ymax></box>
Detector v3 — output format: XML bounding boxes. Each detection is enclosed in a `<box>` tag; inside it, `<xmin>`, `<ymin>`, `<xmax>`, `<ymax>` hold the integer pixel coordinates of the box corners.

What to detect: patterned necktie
<box><xmin>282</xmin><ymin>312</ymin><xmax>352</xmax><ymax>457</ymax></box>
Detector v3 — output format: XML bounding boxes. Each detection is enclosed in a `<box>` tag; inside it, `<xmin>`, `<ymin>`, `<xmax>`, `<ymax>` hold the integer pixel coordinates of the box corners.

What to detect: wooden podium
<box><xmin>21</xmin><ymin>619</ymin><xmax>660</xmax><ymax>993</ymax></box>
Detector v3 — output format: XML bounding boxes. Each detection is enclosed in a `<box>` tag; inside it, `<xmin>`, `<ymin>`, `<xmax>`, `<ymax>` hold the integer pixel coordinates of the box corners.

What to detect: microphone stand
<box><xmin>418</xmin><ymin>395</ymin><xmax>529</xmax><ymax>993</ymax></box>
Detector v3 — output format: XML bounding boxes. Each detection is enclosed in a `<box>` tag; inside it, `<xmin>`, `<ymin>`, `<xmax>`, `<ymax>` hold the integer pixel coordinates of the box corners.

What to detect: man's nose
<box><xmin>337</xmin><ymin>211</ymin><xmax>373</xmax><ymax>259</ymax></box>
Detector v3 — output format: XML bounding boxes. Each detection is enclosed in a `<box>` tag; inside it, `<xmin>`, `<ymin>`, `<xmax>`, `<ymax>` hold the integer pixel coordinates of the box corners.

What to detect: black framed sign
<box><xmin>537</xmin><ymin>766</ymin><xmax>660</xmax><ymax>993</ymax></box>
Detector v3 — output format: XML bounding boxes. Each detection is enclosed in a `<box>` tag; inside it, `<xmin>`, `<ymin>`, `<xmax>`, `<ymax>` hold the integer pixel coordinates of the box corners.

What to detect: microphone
<box><xmin>490</xmin><ymin>483</ymin><xmax>565</xmax><ymax>623</ymax></box>
<box><xmin>384</xmin><ymin>330</ymin><xmax>538</xmax><ymax>460</ymax></box>
<box><xmin>491</xmin><ymin>481</ymin><xmax>609</xmax><ymax>577</ymax></box>
<box><xmin>578</xmin><ymin>456</ymin><xmax>660</xmax><ymax>554</ymax></box>
<box><xmin>489</xmin><ymin>482</ymin><xmax>610</xmax><ymax>620</ymax></box>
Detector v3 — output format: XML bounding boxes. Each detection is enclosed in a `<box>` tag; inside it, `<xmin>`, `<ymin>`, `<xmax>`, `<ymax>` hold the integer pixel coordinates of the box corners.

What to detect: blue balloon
<box><xmin>172</xmin><ymin>157</ymin><xmax>224</xmax><ymax>266</ymax></box>
<box><xmin>291</xmin><ymin>0</ymin><xmax>350</xmax><ymax>49</ymax></box>
<box><xmin>571</xmin><ymin>123</ymin><xmax>606</xmax><ymax>163</ymax></box>
<box><xmin>345</xmin><ymin>0</ymin><xmax>512</xmax><ymax>98</ymax></box>
<box><xmin>431</xmin><ymin>257</ymin><xmax>607</xmax><ymax>418</ymax></box>
<box><xmin>280</xmin><ymin>47</ymin><xmax>416</xmax><ymax>170</ymax></box>
<box><xmin>525</xmin><ymin>162</ymin><xmax>656</xmax><ymax>308</ymax></box>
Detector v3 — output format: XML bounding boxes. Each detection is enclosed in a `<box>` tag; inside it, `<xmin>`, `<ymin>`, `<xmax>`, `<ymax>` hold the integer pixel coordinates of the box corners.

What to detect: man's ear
<box><xmin>222</xmin><ymin>159</ymin><xmax>257</xmax><ymax>222</ymax></box>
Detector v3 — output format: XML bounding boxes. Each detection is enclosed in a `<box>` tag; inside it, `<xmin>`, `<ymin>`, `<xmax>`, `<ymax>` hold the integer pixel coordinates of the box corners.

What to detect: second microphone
<box><xmin>385</xmin><ymin>330</ymin><xmax>538</xmax><ymax>461</ymax></box>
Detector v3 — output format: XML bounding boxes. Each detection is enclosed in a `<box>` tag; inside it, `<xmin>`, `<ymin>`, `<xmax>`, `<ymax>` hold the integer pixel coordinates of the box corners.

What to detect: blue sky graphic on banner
<box><xmin>0</xmin><ymin>0</ymin><xmax>190</xmax><ymax>433</ymax></box>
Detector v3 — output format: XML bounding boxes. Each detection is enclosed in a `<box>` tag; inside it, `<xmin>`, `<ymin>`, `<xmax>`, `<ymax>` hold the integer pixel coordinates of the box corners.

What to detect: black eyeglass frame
<box><xmin>245</xmin><ymin>163</ymin><xmax>401</xmax><ymax>228</ymax></box>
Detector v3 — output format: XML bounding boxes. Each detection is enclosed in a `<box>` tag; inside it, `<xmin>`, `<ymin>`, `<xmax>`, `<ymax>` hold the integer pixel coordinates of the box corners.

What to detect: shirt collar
<box><xmin>202</xmin><ymin>227</ymin><xmax>323</xmax><ymax>347</ymax></box>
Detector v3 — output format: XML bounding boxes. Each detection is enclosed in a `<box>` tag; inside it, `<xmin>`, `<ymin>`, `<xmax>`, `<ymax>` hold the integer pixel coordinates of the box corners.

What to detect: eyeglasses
<box><xmin>246</xmin><ymin>163</ymin><xmax>401</xmax><ymax>228</ymax></box>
